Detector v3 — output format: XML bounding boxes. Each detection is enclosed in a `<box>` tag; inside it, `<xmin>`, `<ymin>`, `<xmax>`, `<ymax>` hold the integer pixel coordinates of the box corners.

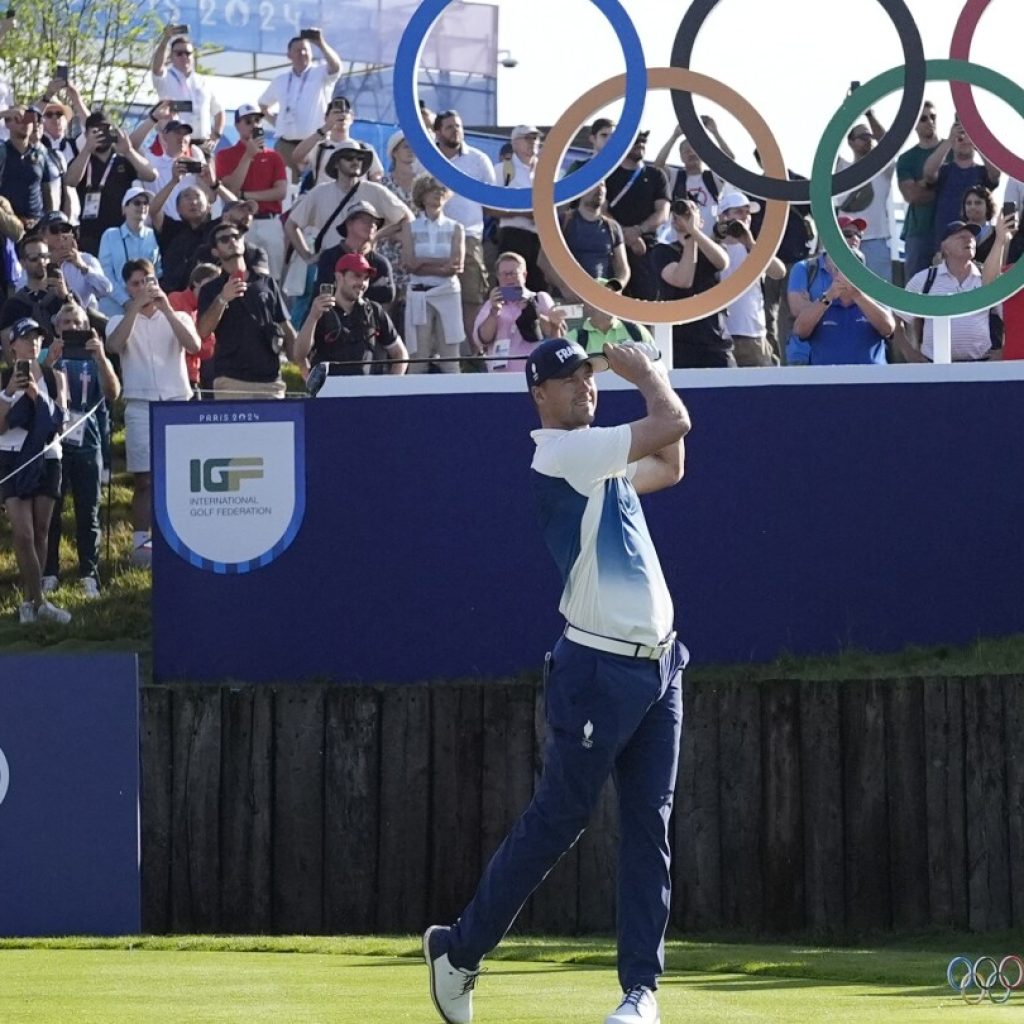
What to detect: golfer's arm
<box><xmin>628</xmin><ymin>370</ymin><xmax>690</xmax><ymax>493</ymax></box>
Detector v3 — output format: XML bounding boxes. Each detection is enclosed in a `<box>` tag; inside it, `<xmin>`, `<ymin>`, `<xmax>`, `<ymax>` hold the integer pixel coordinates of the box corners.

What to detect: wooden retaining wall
<box><xmin>140</xmin><ymin>676</ymin><xmax>1024</xmax><ymax>936</ymax></box>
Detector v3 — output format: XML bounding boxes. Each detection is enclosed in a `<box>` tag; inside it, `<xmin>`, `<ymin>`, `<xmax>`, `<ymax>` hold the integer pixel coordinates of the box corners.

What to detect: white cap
<box><xmin>718</xmin><ymin>191</ymin><xmax>762</xmax><ymax>215</ymax></box>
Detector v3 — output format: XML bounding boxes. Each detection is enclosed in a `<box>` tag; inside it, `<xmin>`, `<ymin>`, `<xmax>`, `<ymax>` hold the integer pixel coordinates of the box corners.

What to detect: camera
<box><xmin>179</xmin><ymin>158</ymin><xmax>203</xmax><ymax>173</ymax></box>
<box><xmin>714</xmin><ymin>220</ymin><xmax>745</xmax><ymax>240</ymax></box>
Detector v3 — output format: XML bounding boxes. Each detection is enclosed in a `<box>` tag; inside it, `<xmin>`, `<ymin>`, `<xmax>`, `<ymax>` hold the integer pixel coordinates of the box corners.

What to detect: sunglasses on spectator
<box><xmin>24</xmin><ymin>253</ymin><xmax>51</xmax><ymax>261</ymax></box>
<box><xmin>172</xmin><ymin>48</ymin><xmax>194</xmax><ymax>56</ymax></box>
<box><xmin>43</xmin><ymin>110</ymin><xmax>64</xmax><ymax>118</ymax></box>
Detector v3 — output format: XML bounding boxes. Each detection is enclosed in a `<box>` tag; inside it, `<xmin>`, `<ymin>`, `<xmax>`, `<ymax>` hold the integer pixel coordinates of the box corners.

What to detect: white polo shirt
<box><xmin>905</xmin><ymin>261</ymin><xmax>992</xmax><ymax>361</ymax></box>
<box><xmin>494</xmin><ymin>153</ymin><xmax>536</xmax><ymax>234</ymax></box>
<box><xmin>108</xmin><ymin>308</ymin><xmax>195</xmax><ymax>401</ymax></box>
<box><xmin>443</xmin><ymin>145</ymin><xmax>496</xmax><ymax>239</ymax></box>
<box><xmin>719</xmin><ymin>242</ymin><xmax>767</xmax><ymax>338</ymax></box>
<box><xmin>152</xmin><ymin>68</ymin><xmax>224</xmax><ymax>140</ymax></box>
<box><xmin>531</xmin><ymin>424</ymin><xmax>674</xmax><ymax>647</ymax></box>
<box><xmin>259</xmin><ymin>64</ymin><xmax>340</xmax><ymax>141</ymax></box>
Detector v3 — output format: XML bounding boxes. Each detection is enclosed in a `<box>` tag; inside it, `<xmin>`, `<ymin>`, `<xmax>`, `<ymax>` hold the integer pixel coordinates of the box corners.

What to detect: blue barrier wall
<box><xmin>152</xmin><ymin>374</ymin><xmax>1024</xmax><ymax>683</ymax></box>
<box><xmin>0</xmin><ymin>655</ymin><xmax>139</xmax><ymax>936</ymax></box>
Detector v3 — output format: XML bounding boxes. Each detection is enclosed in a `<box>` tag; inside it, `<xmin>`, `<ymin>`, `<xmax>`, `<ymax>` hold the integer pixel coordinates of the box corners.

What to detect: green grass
<box><xmin>0</xmin><ymin>935</ymin><xmax>1002</xmax><ymax>1023</ymax></box>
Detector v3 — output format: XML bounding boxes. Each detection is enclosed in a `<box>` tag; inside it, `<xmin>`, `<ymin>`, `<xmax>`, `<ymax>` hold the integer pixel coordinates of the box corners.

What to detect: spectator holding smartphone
<box><xmin>106</xmin><ymin>259</ymin><xmax>200</xmax><ymax>564</ymax></box>
<box><xmin>1</xmin><ymin>236</ymin><xmax>63</xmax><ymax>343</ymax></box>
<box><xmin>215</xmin><ymin>105</ymin><xmax>287</xmax><ymax>280</ymax></box>
<box><xmin>0</xmin><ymin>317</ymin><xmax>70</xmax><ymax>624</ymax></box>
<box><xmin>258</xmin><ymin>28</ymin><xmax>342</xmax><ymax>176</ymax></box>
<box><xmin>0</xmin><ymin>106</ymin><xmax>58</xmax><ymax>228</ymax></box>
<box><xmin>40</xmin><ymin>303</ymin><xmax>119</xmax><ymax>597</ymax></box>
<box><xmin>40</xmin><ymin>211</ymin><xmax>112</xmax><ymax>312</ymax></box>
<box><xmin>65</xmin><ymin>111</ymin><xmax>157</xmax><ymax>254</ymax></box>
<box><xmin>149</xmin><ymin>25</ymin><xmax>225</xmax><ymax>153</ymax></box>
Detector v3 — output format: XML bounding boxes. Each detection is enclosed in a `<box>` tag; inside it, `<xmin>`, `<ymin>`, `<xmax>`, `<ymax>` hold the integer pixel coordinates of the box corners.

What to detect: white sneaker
<box><xmin>35</xmin><ymin>600</ymin><xmax>72</xmax><ymax>625</ymax></box>
<box><xmin>606</xmin><ymin>986</ymin><xmax>660</xmax><ymax>1024</ymax></box>
<box><xmin>424</xmin><ymin>925</ymin><xmax>480</xmax><ymax>1024</ymax></box>
<box><xmin>18</xmin><ymin>601</ymin><xmax>36</xmax><ymax>624</ymax></box>
<box><xmin>41</xmin><ymin>575</ymin><xmax>59</xmax><ymax>593</ymax></box>
<box><xmin>80</xmin><ymin>577</ymin><xmax>100</xmax><ymax>600</ymax></box>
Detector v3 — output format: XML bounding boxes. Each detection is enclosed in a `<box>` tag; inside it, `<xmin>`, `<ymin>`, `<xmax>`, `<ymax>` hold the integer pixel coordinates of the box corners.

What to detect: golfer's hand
<box><xmin>603</xmin><ymin>341</ymin><xmax>656</xmax><ymax>384</ymax></box>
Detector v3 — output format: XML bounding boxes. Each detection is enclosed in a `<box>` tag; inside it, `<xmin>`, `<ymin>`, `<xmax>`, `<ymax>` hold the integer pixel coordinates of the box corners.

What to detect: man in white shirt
<box><xmin>904</xmin><ymin>220</ymin><xmax>993</xmax><ymax>362</ymax></box>
<box><xmin>434</xmin><ymin>108</ymin><xmax>496</xmax><ymax>345</ymax></box>
<box><xmin>717</xmin><ymin>192</ymin><xmax>786</xmax><ymax>366</ymax></box>
<box><xmin>494</xmin><ymin>125</ymin><xmax>547</xmax><ymax>291</ymax></box>
<box><xmin>106</xmin><ymin>258</ymin><xmax>199</xmax><ymax>564</ymax></box>
<box><xmin>149</xmin><ymin>25</ymin><xmax>225</xmax><ymax>152</ymax></box>
<box><xmin>835</xmin><ymin>115</ymin><xmax>895</xmax><ymax>282</ymax></box>
<box><xmin>258</xmin><ymin>29</ymin><xmax>342</xmax><ymax>177</ymax></box>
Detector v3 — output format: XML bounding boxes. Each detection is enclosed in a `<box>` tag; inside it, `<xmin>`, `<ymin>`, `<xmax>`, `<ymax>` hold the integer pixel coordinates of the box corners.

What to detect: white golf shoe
<box><xmin>605</xmin><ymin>985</ymin><xmax>660</xmax><ymax>1024</ymax></box>
<box><xmin>424</xmin><ymin>925</ymin><xmax>480</xmax><ymax>1024</ymax></box>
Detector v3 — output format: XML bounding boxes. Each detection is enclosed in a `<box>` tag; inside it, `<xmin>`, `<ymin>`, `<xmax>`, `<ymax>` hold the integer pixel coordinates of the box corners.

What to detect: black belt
<box><xmin>280</xmin><ymin>138</ymin><xmax>301</xmax><ymax>144</ymax></box>
<box><xmin>252</xmin><ymin>213</ymin><xmax>278</xmax><ymax>220</ymax></box>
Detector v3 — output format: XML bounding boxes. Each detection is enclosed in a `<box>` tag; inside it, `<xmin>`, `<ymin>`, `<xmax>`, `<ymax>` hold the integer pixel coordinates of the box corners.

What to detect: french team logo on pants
<box><xmin>153</xmin><ymin>402</ymin><xmax>306</xmax><ymax>573</ymax></box>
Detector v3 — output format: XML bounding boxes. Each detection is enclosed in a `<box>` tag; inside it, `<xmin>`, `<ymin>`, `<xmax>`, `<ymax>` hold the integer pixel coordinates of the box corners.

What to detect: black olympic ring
<box><xmin>669</xmin><ymin>0</ymin><xmax>926</xmax><ymax>202</ymax></box>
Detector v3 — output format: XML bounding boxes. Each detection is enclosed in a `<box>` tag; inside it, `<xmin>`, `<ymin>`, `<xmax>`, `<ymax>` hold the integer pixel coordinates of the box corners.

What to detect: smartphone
<box><xmin>169</xmin><ymin>99</ymin><xmax>193</xmax><ymax>113</ymax></box>
<box><xmin>1003</xmin><ymin>201</ymin><xmax>1017</xmax><ymax>217</ymax></box>
<box><xmin>850</xmin><ymin>80</ymin><xmax>861</xmax><ymax>92</ymax></box>
<box><xmin>171</xmin><ymin>23</ymin><xmax>189</xmax><ymax>34</ymax></box>
<box><xmin>14</xmin><ymin>358</ymin><xmax>30</xmax><ymax>382</ymax></box>
<box><xmin>46</xmin><ymin>266</ymin><xmax>62</xmax><ymax>279</ymax></box>
<box><xmin>54</xmin><ymin>63</ymin><xmax>69</xmax><ymax>81</ymax></box>
<box><xmin>251</xmin><ymin>124</ymin><xmax>264</xmax><ymax>139</ymax></box>
<box><xmin>499</xmin><ymin>285</ymin><xmax>524</xmax><ymax>302</ymax></box>
<box><xmin>179</xmin><ymin>158</ymin><xmax>203</xmax><ymax>173</ymax></box>
<box><xmin>299</xmin><ymin>27</ymin><xmax>318</xmax><ymax>39</ymax></box>
<box><xmin>319</xmin><ymin>283</ymin><xmax>335</xmax><ymax>297</ymax></box>
<box><xmin>5</xmin><ymin>8</ymin><xmax>15</xmax><ymax>18</ymax></box>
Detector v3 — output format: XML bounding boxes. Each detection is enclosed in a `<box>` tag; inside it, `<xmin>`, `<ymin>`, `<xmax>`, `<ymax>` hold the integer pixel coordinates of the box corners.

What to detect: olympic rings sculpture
<box><xmin>947</xmin><ymin>955</ymin><xmax>1024</xmax><ymax>1004</ymax></box>
<box><xmin>392</xmin><ymin>1</ymin><xmax>1024</xmax><ymax>325</ymax></box>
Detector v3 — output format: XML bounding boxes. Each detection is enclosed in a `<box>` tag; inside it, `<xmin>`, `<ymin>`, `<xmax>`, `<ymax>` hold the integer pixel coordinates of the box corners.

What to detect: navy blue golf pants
<box><xmin>447</xmin><ymin>635</ymin><xmax>686</xmax><ymax>991</ymax></box>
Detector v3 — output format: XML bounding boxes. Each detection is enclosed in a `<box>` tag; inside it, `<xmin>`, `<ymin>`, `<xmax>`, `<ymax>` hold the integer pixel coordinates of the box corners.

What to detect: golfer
<box><xmin>425</xmin><ymin>338</ymin><xmax>691</xmax><ymax>1024</ymax></box>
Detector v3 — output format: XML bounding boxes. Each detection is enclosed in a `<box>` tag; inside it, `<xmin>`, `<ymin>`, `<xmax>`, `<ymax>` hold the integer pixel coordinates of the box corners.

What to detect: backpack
<box><xmin>671</xmin><ymin>167</ymin><xmax>720</xmax><ymax>206</ymax></box>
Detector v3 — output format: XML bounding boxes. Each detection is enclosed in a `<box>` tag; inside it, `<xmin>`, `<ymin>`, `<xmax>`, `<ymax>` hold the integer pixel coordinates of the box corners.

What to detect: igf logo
<box><xmin>190</xmin><ymin>457</ymin><xmax>264</xmax><ymax>493</ymax></box>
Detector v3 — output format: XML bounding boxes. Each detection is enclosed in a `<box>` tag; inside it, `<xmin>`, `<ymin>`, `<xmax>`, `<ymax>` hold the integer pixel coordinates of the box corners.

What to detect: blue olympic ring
<box><xmin>947</xmin><ymin>954</ymin><xmax>1024</xmax><ymax>1003</ymax></box>
<box><xmin>393</xmin><ymin>0</ymin><xmax>648</xmax><ymax>210</ymax></box>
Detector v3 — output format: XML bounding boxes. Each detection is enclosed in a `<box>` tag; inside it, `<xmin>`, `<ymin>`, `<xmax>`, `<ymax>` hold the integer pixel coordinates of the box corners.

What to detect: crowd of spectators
<box><xmin>2</xmin><ymin>30</ymin><xmax>1022</xmax><ymax>621</ymax></box>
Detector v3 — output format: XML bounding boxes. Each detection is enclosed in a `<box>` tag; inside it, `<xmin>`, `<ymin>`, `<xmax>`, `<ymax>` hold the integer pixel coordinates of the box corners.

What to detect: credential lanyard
<box><xmin>85</xmin><ymin>155</ymin><xmax>115</xmax><ymax>190</ymax></box>
<box><xmin>285</xmin><ymin>70</ymin><xmax>310</xmax><ymax>115</ymax></box>
<box><xmin>609</xmin><ymin>163</ymin><xmax>644</xmax><ymax>209</ymax></box>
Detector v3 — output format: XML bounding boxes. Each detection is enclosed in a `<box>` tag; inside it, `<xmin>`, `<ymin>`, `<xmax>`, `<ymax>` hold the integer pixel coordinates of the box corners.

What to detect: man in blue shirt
<box><xmin>425</xmin><ymin>339</ymin><xmax>691</xmax><ymax>1024</ymax></box>
<box><xmin>0</xmin><ymin>106</ymin><xmax>58</xmax><ymax>226</ymax></box>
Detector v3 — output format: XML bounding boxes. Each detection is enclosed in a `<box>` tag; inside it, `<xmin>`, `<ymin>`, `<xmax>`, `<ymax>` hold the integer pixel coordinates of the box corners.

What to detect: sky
<box><xmin>482</xmin><ymin>0</ymin><xmax>1022</xmax><ymax>189</ymax></box>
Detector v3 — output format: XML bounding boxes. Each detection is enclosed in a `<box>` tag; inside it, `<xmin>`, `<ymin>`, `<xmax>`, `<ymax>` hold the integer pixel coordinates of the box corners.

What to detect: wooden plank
<box><xmin>428</xmin><ymin>685</ymin><xmax>484</xmax><ymax>926</ymax></box>
<box><xmin>923</xmin><ymin>678</ymin><xmax>968</xmax><ymax>929</ymax></box>
<box><xmin>272</xmin><ymin>686</ymin><xmax>325</xmax><ymax>934</ymax></box>
<box><xmin>717</xmin><ymin>680</ymin><xmax>762</xmax><ymax>932</ymax></box>
<box><xmin>377</xmin><ymin>685</ymin><xmax>432</xmax><ymax>933</ymax></box>
<box><xmin>1004</xmin><ymin>679</ymin><xmax>1024</xmax><ymax>929</ymax></box>
<box><xmin>323</xmin><ymin>686</ymin><xmax>381</xmax><ymax>934</ymax></box>
<box><xmin>219</xmin><ymin>686</ymin><xmax>273</xmax><ymax>932</ymax></box>
<box><xmin>139</xmin><ymin>687</ymin><xmax>173</xmax><ymax>934</ymax></box>
<box><xmin>526</xmin><ymin>680</ymin><xmax>579</xmax><ymax>934</ymax></box>
<box><xmin>168</xmin><ymin>687</ymin><xmax>222</xmax><ymax>932</ymax></box>
<box><xmin>761</xmin><ymin>682</ymin><xmax>803</xmax><ymax>933</ymax></box>
<box><xmin>885</xmin><ymin>679</ymin><xmax>929</xmax><ymax>929</ymax></box>
<box><xmin>674</xmin><ymin>680</ymin><xmax>721</xmax><ymax>931</ymax></box>
<box><xmin>800</xmin><ymin>681</ymin><xmax>844</xmax><ymax>934</ymax></box>
<box><xmin>964</xmin><ymin>677</ymin><xmax>1011</xmax><ymax>931</ymax></box>
<box><xmin>842</xmin><ymin>681</ymin><xmax>890</xmax><ymax>933</ymax></box>
<box><xmin>479</xmin><ymin>681</ymin><xmax>543</xmax><ymax>934</ymax></box>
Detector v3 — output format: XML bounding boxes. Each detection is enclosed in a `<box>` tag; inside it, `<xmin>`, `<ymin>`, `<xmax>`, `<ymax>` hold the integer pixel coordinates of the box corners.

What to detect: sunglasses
<box><xmin>172</xmin><ymin>49</ymin><xmax>194</xmax><ymax>56</ymax></box>
<box><xmin>43</xmin><ymin>110</ymin><xmax>64</xmax><ymax>118</ymax></box>
<box><xmin>24</xmin><ymin>254</ymin><xmax>51</xmax><ymax>261</ymax></box>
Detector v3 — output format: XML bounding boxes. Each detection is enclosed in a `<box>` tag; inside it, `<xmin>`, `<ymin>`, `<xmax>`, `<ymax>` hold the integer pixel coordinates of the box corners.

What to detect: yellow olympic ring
<box><xmin>533</xmin><ymin>67</ymin><xmax>790</xmax><ymax>325</ymax></box>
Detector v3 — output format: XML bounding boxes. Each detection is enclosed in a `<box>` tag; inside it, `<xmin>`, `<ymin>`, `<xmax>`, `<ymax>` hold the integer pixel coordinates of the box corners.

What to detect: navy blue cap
<box><xmin>941</xmin><ymin>220</ymin><xmax>981</xmax><ymax>241</ymax></box>
<box><xmin>525</xmin><ymin>338</ymin><xmax>608</xmax><ymax>388</ymax></box>
<box><xmin>10</xmin><ymin>317</ymin><xmax>43</xmax><ymax>340</ymax></box>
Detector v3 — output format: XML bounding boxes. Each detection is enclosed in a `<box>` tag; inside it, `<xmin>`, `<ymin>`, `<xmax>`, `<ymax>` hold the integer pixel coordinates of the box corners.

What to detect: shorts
<box><xmin>213</xmin><ymin>376</ymin><xmax>286</xmax><ymax>400</ymax></box>
<box><xmin>124</xmin><ymin>398</ymin><xmax>153</xmax><ymax>474</ymax></box>
<box><xmin>0</xmin><ymin>451</ymin><xmax>61</xmax><ymax>502</ymax></box>
<box><xmin>458</xmin><ymin>235</ymin><xmax>490</xmax><ymax>305</ymax></box>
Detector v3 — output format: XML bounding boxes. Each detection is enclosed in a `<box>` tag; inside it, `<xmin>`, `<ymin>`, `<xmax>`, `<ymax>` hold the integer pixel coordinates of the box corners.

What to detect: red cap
<box><xmin>837</xmin><ymin>215</ymin><xmax>867</xmax><ymax>234</ymax></box>
<box><xmin>334</xmin><ymin>252</ymin><xmax>376</xmax><ymax>277</ymax></box>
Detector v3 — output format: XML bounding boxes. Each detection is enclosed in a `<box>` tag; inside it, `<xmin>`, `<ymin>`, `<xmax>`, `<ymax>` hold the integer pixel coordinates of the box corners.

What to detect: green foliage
<box><xmin>0</xmin><ymin>0</ymin><xmax>160</xmax><ymax>111</ymax></box>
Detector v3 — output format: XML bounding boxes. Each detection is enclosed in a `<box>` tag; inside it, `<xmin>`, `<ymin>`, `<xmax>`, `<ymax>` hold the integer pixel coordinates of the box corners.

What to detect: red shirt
<box><xmin>168</xmin><ymin>288</ymin><xmax>215</xmax><ymax>383</ymax></box>
<box><xmin>215</xmin><ymin>142</ymin><xmax>287</xmax><ymax>215</ymax></box>
<box><xmin>1001</xmin><ymin>263</ymin><xmax>1024</xmax><ymax>360</ymax></box>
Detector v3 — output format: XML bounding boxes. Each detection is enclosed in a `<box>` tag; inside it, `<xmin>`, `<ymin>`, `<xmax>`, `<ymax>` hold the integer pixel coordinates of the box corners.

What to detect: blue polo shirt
<box><xmin>0</xmin><ymin>141</ymin><xmax>57</xmax><ymax>220</ymax></box>
<box><xmin>808</xmin><ymin>301</ymin><xmax>888</xmax><ymax>365</ymax></box>
<box><xmin>530</xmin><ymin>424</ymin><xmax>673</xmax><ymax>647</ymax></box>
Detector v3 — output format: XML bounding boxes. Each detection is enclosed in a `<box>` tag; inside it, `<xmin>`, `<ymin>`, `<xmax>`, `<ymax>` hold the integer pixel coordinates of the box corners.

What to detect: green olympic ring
<box><xmin>811</xmin><ymin>59</ymin><xmax>1024</xmax><ymax>318</ymax></box>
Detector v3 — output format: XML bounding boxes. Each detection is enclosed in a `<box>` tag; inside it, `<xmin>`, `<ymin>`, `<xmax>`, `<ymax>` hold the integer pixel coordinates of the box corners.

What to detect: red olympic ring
<box><xmin>949</xmin><ymin>0</ymin><xmax>1024</xmax><ymax>180</ymax></box>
